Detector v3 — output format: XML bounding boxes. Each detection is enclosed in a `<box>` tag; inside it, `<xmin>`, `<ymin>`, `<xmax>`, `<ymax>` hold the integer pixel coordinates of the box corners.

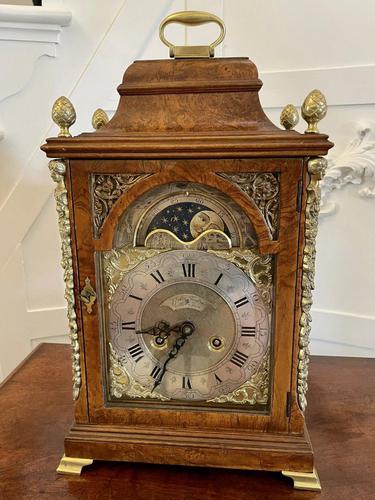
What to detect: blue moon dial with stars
<box><xmin>148</xmin><ymin>202</ymin><xmax>230</xmax><ymax>242</ymax></box>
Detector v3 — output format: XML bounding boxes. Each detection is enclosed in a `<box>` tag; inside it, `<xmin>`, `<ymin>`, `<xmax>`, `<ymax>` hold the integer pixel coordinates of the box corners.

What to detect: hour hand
<box><xmin>135</xmin><ymin>320</ymin><xmax>171</xmax><ymax>339</ymax></box>
<box><xmin>152</xmin><ymin>321</ymin><xmax>195</xmax><ymax>391</ymax></box>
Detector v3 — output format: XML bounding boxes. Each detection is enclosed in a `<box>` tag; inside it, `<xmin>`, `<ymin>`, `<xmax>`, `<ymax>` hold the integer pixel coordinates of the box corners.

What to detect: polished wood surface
<box><xmin>42</xmin><ymin>58</ymin><xmax>333</xmax><ymax>158</ymax></box>
<box><xmin>0</xmin><ymin>344</ymin><xmax>373</xmax><ymax>499</ymax></box>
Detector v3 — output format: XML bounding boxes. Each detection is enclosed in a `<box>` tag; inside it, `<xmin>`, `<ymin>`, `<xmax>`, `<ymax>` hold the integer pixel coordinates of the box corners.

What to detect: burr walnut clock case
<box><xmin>42</xmin><ymin>11</ymin><xmax>333</xmax><ymax>491</ymax></box>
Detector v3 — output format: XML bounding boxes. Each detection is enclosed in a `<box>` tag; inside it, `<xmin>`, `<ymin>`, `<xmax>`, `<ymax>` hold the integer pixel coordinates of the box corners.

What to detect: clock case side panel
<box><xmin>61</xmin><ymin>161</ymin><xmax>89</xmax><ymax>423</ymax></box>
<box><xmin>70</xmin><ymin>158</ymin><xmax>303</xmax><ymax>438</ymax></box>
<box><xmin>269</xmin><ymin>158</ymin><xmax>304</xmax><ymax>433</ymax></box>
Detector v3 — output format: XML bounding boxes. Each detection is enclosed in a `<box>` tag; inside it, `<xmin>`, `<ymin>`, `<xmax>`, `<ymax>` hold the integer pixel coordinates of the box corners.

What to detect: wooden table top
<box><xmin>0</xmin><ymin>344</ymin><xmax>374</xmax><ymax>499</ymax></box>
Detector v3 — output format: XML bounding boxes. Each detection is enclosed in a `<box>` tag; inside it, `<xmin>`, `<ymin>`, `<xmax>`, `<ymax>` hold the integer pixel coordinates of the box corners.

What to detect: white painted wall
<box><xmin>0</xmin><ymin>0</ymin><xmax>374</xmax><ymax>381</ymax></box>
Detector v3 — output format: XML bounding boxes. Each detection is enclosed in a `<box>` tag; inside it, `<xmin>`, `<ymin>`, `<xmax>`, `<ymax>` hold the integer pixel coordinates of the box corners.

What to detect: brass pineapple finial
<box><xmin>92</xmin><ymin>108</ymin><xmax>109</xmax><ymax>130</ymax></box>
<box><xmin>301</xmin><ymin>89</ymin><xmax>327</xmax><ymax>134</ymax></box>
<box><xmin>51</xmin><ymin>96</ymin><xmax>76</xmax><ymax>138</ymax></box>
<box><xmin>280</xmin><ymin>104</ymin><xmax>299</xmax><ymax>130</ymax></box>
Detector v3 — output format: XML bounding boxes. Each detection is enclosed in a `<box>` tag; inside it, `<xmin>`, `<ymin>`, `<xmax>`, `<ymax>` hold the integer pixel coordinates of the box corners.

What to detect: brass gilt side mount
<box><xmin>49</xmin><ymin>159</ymin><xmax>81</xmax><ymax>400</ymax></box>
<box><xmin>298</xmin><ymin>156</ymin><xmax>327</xmax><ymax>411</ymax></box>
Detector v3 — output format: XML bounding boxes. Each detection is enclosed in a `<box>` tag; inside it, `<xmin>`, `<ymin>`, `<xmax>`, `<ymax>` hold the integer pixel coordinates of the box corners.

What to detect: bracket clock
<box><xmin>42</xmin><ymin>11</ymin><xmax>333</xmax><ymax>491</ymax></box>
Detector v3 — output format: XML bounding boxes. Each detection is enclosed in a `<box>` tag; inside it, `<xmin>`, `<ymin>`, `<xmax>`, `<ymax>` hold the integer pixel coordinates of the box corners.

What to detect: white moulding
<box><xmin>0</xmin><ymin>4</ymin><xmax>72</xmax><ymax>44</ymax></box>
<box><xmin>0</xmin><ymin>4</ymin><xmax>72</xmax><ymax>102</ymax></box>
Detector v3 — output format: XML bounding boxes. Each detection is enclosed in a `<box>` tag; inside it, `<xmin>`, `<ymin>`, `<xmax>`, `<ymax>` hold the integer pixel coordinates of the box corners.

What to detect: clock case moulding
<box><xmin>42</xmin><ymin>44</ymin><xmax>333</xmax><ymax>485</ymax></box>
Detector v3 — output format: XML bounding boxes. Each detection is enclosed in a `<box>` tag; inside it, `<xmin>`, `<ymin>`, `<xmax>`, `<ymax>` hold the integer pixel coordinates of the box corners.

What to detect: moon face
<box><xmin>190</xmin><ymin>210</ymin><xmax>225</xmax><ymax>238</ymax></box>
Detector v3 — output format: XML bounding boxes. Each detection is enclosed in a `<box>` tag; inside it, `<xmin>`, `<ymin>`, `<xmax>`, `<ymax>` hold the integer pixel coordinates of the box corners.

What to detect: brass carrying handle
<box><xmin>159</xmin><ymin>10</ymin><xmax>226</xmax><ymax>59</ymax></box>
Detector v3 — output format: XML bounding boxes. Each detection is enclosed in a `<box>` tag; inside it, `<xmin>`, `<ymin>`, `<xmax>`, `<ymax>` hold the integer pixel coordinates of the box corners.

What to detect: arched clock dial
<box><xmin>113</xmin><ymin>182</ymin><xmax>258</xmax><ymax>249</ymax></box>
<box><xmin>138</xmin><ymin>193</ymin><xmax>234</xmax><ymax>244</ymax></box>
<box><xmin>109</xmin><ymin>250</ymin><xmax>270</xmax><ymax>401</ymax></box>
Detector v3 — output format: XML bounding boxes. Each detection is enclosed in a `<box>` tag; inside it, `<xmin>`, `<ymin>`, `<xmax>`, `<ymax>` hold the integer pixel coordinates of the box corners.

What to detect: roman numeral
<box><xmin>214</xmin><ymin>273</ymin><xmax>223</xmax><ymax>286</ymax></box>
<box><xmin>129</xmin><ymin>294</ymin><xmax>142</xmax><ymax>301</ymax></box>
<box><xmin>234</xmin><ymin>296</ymin><xmax>249</xmax><ymax>308</ymax></box>
<box><xmin>182</xmin><ymin>263</ymin><xmax>195</xmax><ymax>278</ymax></box>
<box><xmin>121</xmin><ymin>321</ymin><xmax>135</xmax><ymax>331</ymax></box>
<box><xmin>150</xmin><ymin>365</ymin><xmax>162</xmax><ymax>380</ymax></box>
<box><xmin>182</xmin><ymin>376</ymin><xmax>192</xmax><ymax>389</ymax></box>
<box><xmin>150</xmin><ymin>270</ymin><xmax>164</xmax><ymax>284</ymax></box>
<box><xmin>128</xmin><ymin>343</ymin><xmax>144</xmax><ymax>362</ymax></box>
<box><xmin>230</xmin><ymin>350</ymin><xmax>248</xmax><ymax>368</ymax></box>
<box><xmin>214</xmin><ymin>373</ymin><xmax>222</xmax><ymax>384</ymax></box>
<box><xmin>241</xmin><ymin>326</ymin><xmax>256</xmax><ymax>336</ymax></box>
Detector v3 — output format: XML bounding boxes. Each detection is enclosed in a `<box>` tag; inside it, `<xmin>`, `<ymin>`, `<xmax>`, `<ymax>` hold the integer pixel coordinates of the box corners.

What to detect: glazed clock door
<box><xmin>70</xmin><ymin>157</ymin><xmax>302</xmax><ymax>433</ymax></box>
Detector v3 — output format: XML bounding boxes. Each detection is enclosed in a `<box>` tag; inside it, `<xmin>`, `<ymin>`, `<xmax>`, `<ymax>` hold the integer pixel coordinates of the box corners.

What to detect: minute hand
<box><xmin>152</xmin><ymin>321</ymin><xmax>194</xmax><ymax>392</ymax></box>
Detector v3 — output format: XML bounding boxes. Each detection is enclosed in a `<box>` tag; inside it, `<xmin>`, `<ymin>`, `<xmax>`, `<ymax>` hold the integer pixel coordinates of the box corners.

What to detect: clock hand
<box><xmin>135</xmin><ymin>320</ymin><xmax>171</xmax><ymax>340</ymax></box>
<box><xmin>136</xmin><ymin>320</ymin><xmax>187</xmax><ymax>341</ymax></box>
<box><xmin>152</xmin><ymin>321</ymin><xmax>195</xmax><ymax>392</ymax></box>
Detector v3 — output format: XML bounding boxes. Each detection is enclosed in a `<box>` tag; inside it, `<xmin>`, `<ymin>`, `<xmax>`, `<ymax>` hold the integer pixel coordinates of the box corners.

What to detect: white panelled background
<box><xmin>0</xmin><ymin>0</ymin><xmax>374</xmax><ymax>382</ymax></box>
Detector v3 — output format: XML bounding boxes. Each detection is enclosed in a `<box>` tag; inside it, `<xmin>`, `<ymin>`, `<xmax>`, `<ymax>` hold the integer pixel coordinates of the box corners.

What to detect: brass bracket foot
<box><xmin>282</xmin><ymin>467</ymin><xmax>321</xmax><ymax>491</ymax></box>
<box><xmin>56</xmin><ymin>454</ymin><xmax>94</xmax><ymax>475</ymax></box>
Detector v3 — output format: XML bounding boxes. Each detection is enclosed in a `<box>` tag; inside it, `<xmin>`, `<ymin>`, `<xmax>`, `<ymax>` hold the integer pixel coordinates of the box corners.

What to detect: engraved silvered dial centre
<box><xmin>140</xmin><ymin>282</ymin><xmax>236</xmax><ymax>374</ymax></box>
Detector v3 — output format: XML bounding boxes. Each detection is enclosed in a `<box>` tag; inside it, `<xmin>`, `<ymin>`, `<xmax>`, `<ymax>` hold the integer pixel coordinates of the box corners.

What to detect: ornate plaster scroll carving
<box><xmin>91</xmin><ymin>173</ymin><xmax>152</xmax><ymax>238</ymax></box>
<box><xmin>218</xmin><ymin>173</ymin><xmax>280</xmax><ymax>238</ymax></box>
<box><xmin>298</xmin><ymin>157</ymin><xmax>327</xmax><ymax>411</ymax></box>
<box><xmin>321</xmin><ymin>127</ymin><xmax>375</xmax><ymax>215</ymax></box>
<box><xmin>49</xmin><ymin>159</ymin><xmax>80</xmax><ymax>400</ymax></box>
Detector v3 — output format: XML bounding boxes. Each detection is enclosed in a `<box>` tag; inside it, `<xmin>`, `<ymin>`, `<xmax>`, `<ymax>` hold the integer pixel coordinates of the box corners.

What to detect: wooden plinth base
<box><xmin>60</xmin><ymin>422</ymin><xmax>317</xmax><ymax>490</ymax></box>
<box><xmin>56</xmin><ymin>455</ymin><xmax>321</xmax><ymax>491</ymax></box>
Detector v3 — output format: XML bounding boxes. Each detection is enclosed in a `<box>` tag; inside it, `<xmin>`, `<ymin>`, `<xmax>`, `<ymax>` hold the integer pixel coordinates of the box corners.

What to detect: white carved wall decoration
<box><xmin>321</xmin><ymin>127</ymin><xmax>375</xmax><ymax>215</ymax></box>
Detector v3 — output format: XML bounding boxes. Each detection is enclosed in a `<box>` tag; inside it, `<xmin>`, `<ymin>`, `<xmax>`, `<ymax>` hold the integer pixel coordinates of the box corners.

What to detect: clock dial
<box><xmin>142</xmin><ymin>196</ymin><xmax>232</xmax><ymax>243</ymax></box>
<box><xmin>113</xmin><ymin>182</ymin><xmax>258</xmax><ymax>249</ymax></box>
<box><xmin>109</xmin><ymin>250</ymin><xmax>270</xmax><ymax>401</ymax></box>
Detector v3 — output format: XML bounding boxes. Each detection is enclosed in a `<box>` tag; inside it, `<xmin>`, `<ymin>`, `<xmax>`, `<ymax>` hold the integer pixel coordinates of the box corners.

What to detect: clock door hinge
<box><xmin>296</xmin><ymin>179</ymin><xmax>303</xmax><ymax>213</ymax></box>
<box><xmin>286</xmin><ymin>391</ymin><xmax>292</xmax><ymax>417</ymax></box>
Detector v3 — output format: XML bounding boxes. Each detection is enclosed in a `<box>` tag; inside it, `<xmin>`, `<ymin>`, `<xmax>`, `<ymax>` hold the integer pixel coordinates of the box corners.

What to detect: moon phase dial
<box><xmin>113</xmin><ymin>183</ymin><xmax>258</xmax><ymax>249</ymax></box>
<box><xmin>109</xmin><ymin>250</ymin><xmax>270</xmax><ymax>402</ymax></box>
